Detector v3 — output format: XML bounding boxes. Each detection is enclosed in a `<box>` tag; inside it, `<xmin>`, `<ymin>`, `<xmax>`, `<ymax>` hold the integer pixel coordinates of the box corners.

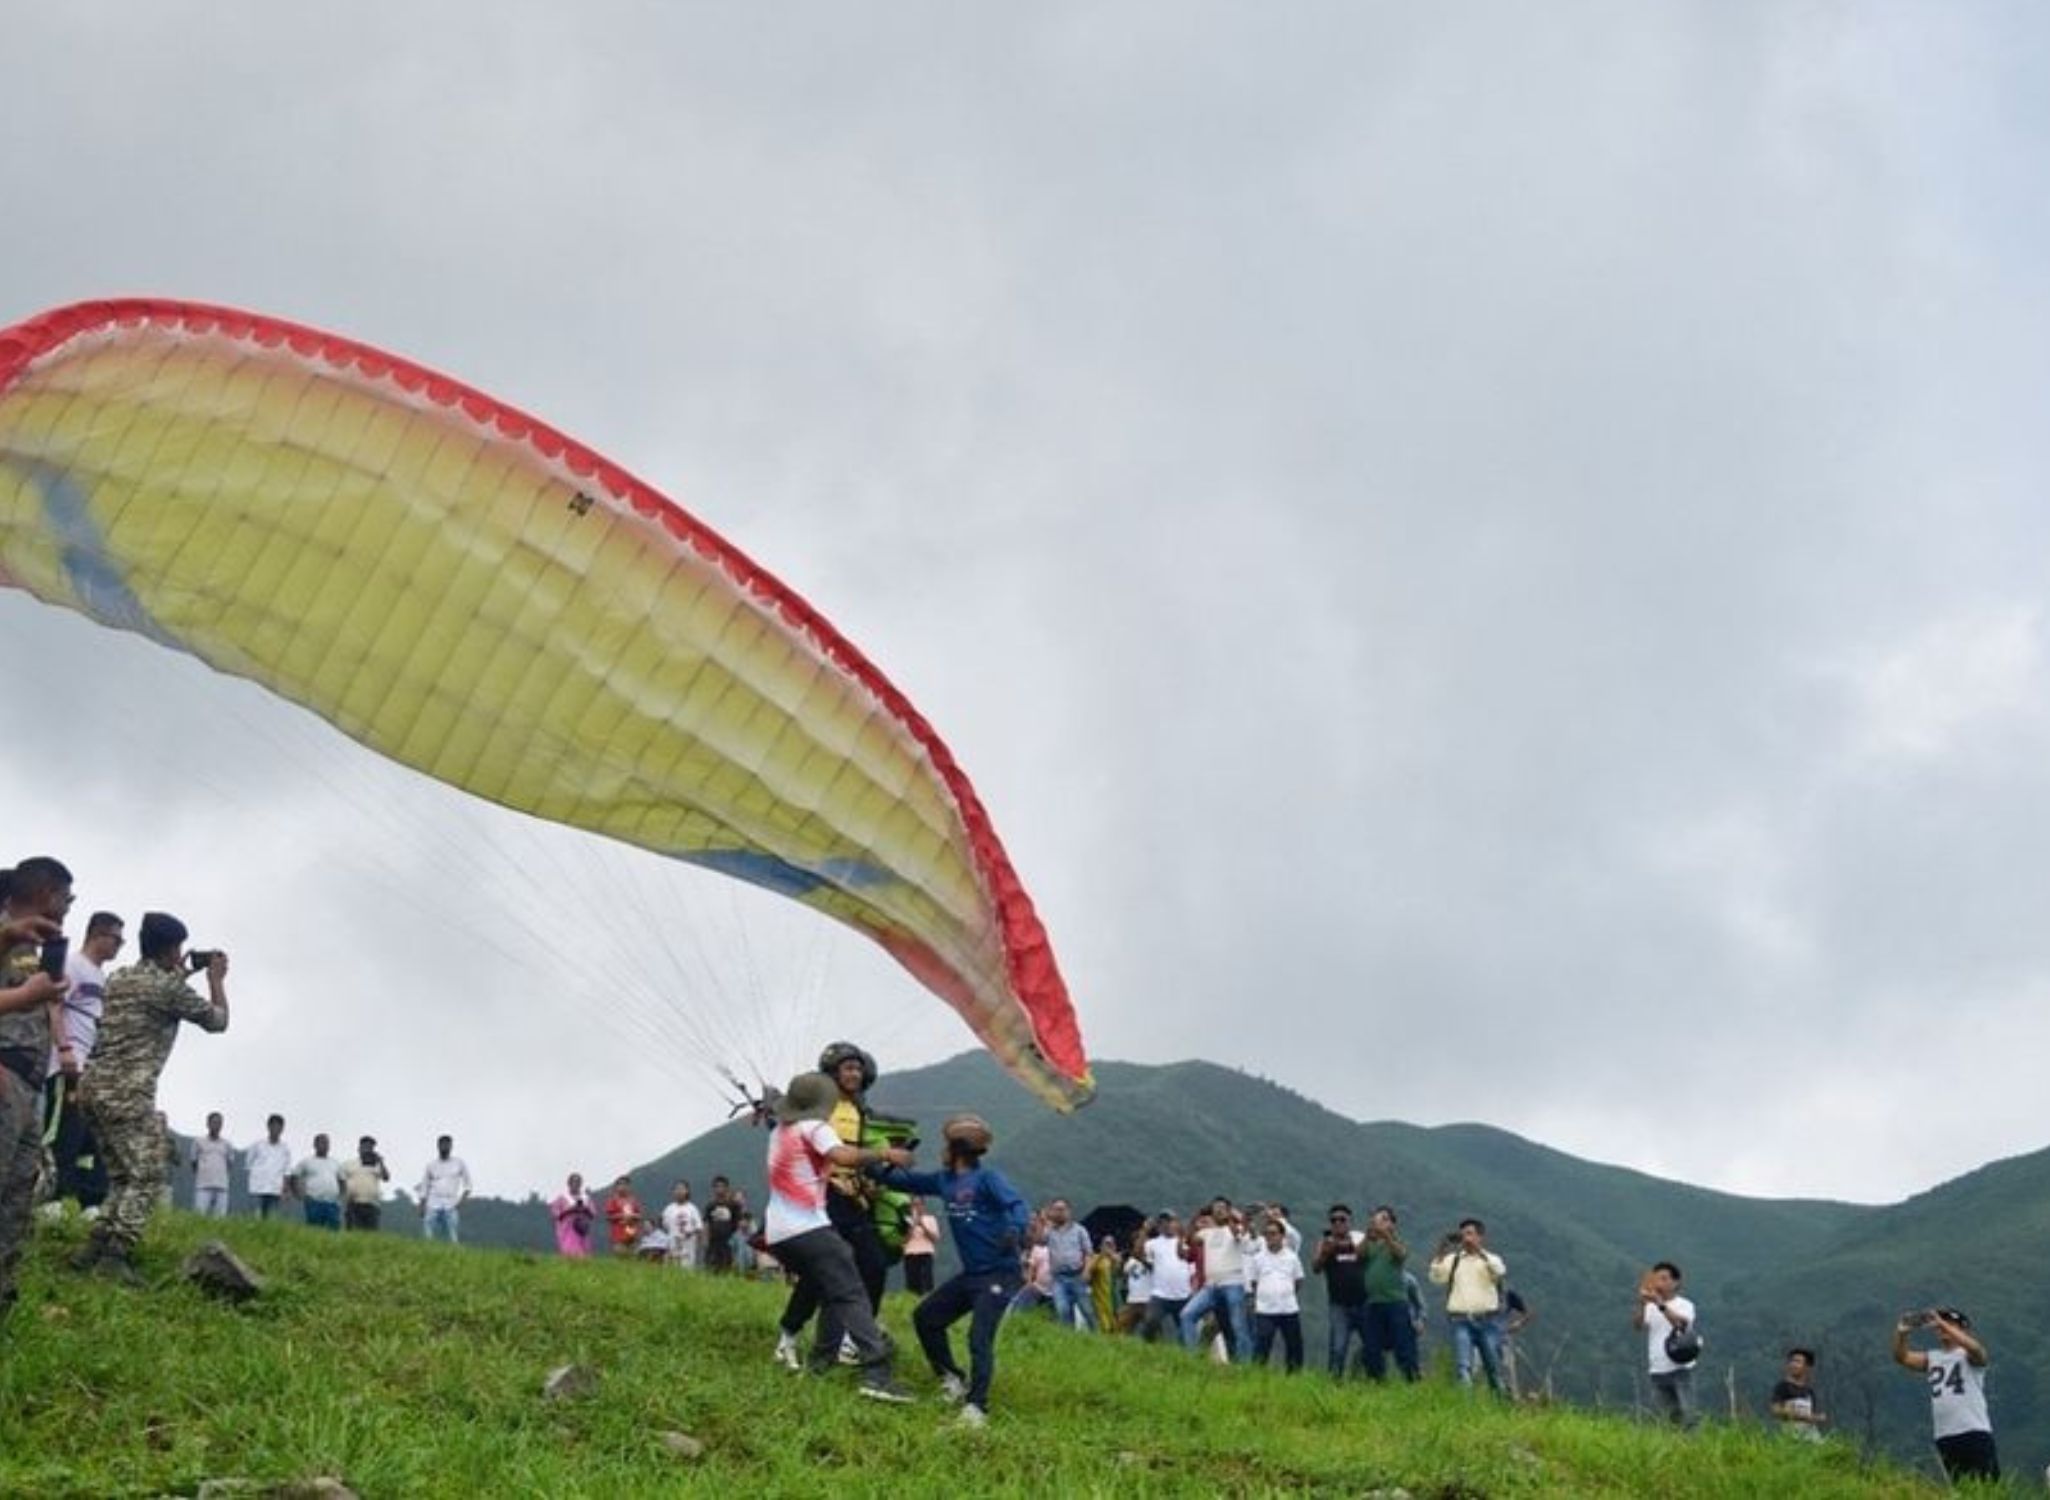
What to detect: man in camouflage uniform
<box><xmin>75</xmin><ymin>912</ymin><xmax>230</xmax><ymax>1281</ymax></box>
<box><xmin>0</xmin><ymin>856</ymin><xmax>75</xmax><ymax>1320</ymax></box>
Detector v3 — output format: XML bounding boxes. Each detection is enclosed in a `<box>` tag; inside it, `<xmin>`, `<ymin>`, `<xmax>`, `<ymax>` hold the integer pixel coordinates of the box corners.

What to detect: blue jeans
<box><xmin>1328</xmin><ymin>1301</ymin><xmax>1372</xmax><ymax>1375</ymax></box>
<box><xmin>424</xmin><ymin>1205</ymin><xmax>460</xmax><ymax>1243</ymax></box>
<box><xmin>1364</xmin><ymin>1301</ymin><xmax>1420</xmax><ymax>1381</ymax></box>
<box><xmin>1450</xmin><ymin>1312</ymin><xmax>1505</xmax><ymax>1392</ymax></box>
<box><xmin>914</xmin><ymin>1268</ymin><xmax>1020</xmax><ymax>1410</ymax></box>
<box><xmin>1050</xmin><ymin>1269</ymin><xmax>1097</xmax><ymax>1330</ymax></box>
<box><xmin>303</xmin><ymin>1199</ymin><xmax>341</xmax><ymax>1231</ymax></box>
<box><xmin>1253</xmin><ymin>1312</ymin><xmax>1303</xmax><ymax>1371</ymax></box>
<box><xmin>1179</xmin><ymin>1280</ymin><xmax>1250</xmax><ymax>1359</ymax></box>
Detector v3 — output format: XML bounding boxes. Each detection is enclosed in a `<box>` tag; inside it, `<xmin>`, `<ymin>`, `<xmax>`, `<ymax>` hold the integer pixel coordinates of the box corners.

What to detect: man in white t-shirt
<box><xmin>1633</xmin><ymin>1261</ymin><xmax>1699</xmax><ymax>1427</ymax></box>
<box><xmin>292</xmin><ymin>1133</ymin><xmax>344</xmax><ymax>1231</ymax></box>
<box><xmin>662</xmin><ymin>1181</ymin><xmax>704</xmax><ymax>1270</ymax></box>
<box><xmin>1246</xmin><ymin>1217</ymin><xmax>1306</xmax><ymax>1372</ymax></box>
<box><xmin>1894</xmin><ymin>1306</ymin><xmax>1999</xmax><ymax>1483</ymax></box>
<box><xmin>243</xmin><ymin>1113</ymin><xmax>293</xmax><ymax>1219</ymax></box>
<box><xmin>416</xmin><ymin>1134</ymin><xmax>471</xmax><ymax>1243</ymax></box>
<box><xmin>1141</xmin><ymin>1212</ymin><xmax>1193</xmax><ymax>1341</ymax></box>
<box><xmin>763</xmin><ymin>1071</ymin><xmax>914</xmax><ymax>1402</ymax></box>
<box><xmin>191</xmin><ymin>1112</ymin><xmax>234</xmax><ymax>1217</ymax></box>
<box><xmin>43</xmin><ymin>910</ymin><xmax>123</xmax><ymax>1207</ymax></box>
<box><xmin>1179</xmin><ymin>1197</ymin><xmax>1254</xmax><ymax>1360</ymax></box>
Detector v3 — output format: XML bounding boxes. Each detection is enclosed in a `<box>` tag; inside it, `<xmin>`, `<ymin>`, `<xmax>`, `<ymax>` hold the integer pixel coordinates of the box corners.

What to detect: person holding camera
<box><xmin>1358</xmin><ymin>1205</ymin><xmax>1420</xmax><ymax>1381</ymax></box>
<box><xmin>341</xmin><ymin>1137</ymin><xmax>391</xmax><ymax>1231</ymax></box>
<box><xmin>1428</xmin><ymin>1217</ymin><xmax>1509</xmax><ymax>1393</ymax></box>
<box><xmin>0</xmin><ymin>857</ymin><xmax>76</xmax><ymax>1317</ymax></box>
<box><xmin>72</xmin><ymin>911</ymin><xmax>229</xmax><ymax>1282</ymax></box>
<box><xmin>1314</xmin><ymin>1204</ymin><xmax>1371</xmax><ymax>1376</ymax></box>
<box><xmin>1633</xmin><ymin>1261</ymin><xmax>1699</xmax><ymax>1427</ymax></box>
<box><xmin>1893</xmin><ymin>1306</ymin><xmax>1998</xmax><ymax>1484</ymax></box>
<box><xmin>1179</xmin><ymin>1196</ymin><xmax>1254</xmax><ymax>1360</ymax></box>
<box><xmin>549</xmin><ymin>1171</ymin><xmax>595</xmax><ymax>1257</ymax></box>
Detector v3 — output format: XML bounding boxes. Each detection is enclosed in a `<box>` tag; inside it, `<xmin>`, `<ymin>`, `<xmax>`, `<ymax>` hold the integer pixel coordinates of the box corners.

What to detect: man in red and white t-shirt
<box><xmin>765</xmin><ymin>1072</ymin><xmax>914</xmax><ymax>1402</ymax></box>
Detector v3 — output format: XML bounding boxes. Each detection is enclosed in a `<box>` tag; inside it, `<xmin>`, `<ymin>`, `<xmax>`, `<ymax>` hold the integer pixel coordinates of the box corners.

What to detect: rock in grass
<box><xmin>543</xmin><ymin>1364</ymin><xmax>599</xmax><ymax>1401</ymax></box>
<box><xmin>182</xmin><ymin>1241</ymin><xmax>266</xmax><ymax>1302</ymax></box>
<box><xmin>659</xmin><ymin>1431</ymin><xmax>705</xmax><ymax>1461</ymax></box>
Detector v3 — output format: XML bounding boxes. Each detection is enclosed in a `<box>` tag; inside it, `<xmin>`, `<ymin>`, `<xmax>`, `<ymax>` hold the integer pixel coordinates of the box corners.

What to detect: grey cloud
<box><xmin>5</xmin><ymin>3</ymin><xmax>2049</xmax><ymax>1202</ymax></box>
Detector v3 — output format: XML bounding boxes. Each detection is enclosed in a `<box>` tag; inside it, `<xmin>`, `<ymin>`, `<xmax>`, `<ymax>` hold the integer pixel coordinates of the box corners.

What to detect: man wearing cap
<box><xmin>764</xmin><ymin>1071</ymin><xmax>915</xmax><ymax>1403</ymax></box>
<box><xmin>1894</xmin><ymin>1307</ymin><xmax>1999</xmax><ymax>1483</ymax></box>
<box><xmin>871</xmin><ymin>1111</ymin><xmax>1031</xmax><ymax>1427</ymax></box>
<box><xmin>73</xmin><ymin>911</ymin><xmax>229</xmax><ymax>1281</ymax></box>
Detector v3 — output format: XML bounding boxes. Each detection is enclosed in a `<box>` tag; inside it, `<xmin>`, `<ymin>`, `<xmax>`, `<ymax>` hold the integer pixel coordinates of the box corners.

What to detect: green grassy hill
<box><xmin>447</xmin><ymin>1052</ymin><xmax>2048</xmax><ymax>1478</ymax></box>
<box><xmin>0</xmin><ymin>1210</ymin><xmax>1937</xmax><ymax>1498</ymax></box>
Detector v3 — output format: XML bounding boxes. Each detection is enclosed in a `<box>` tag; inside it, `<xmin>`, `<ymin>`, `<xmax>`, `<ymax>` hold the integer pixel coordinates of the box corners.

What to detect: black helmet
<box><xmin>817</xmin><ymin>1041</ymin><xmax>878</xmax><ymax>1091</ymax></box>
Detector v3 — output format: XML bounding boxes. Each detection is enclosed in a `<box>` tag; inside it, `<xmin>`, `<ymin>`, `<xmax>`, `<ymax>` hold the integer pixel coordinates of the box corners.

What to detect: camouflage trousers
<box><xmin>0</xmin><ymin>1065</ymin><xmax>44</xmax><ymax>1304</ymax></box>
<box><xmin>83</xmin><ymin>1098</ymin><xmax>163</xmax><ymax>1254</ymax></box>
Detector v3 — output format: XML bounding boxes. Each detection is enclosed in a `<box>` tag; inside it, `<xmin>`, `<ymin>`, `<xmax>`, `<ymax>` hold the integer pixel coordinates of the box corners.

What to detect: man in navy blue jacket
<box><xmin>872</xmin><ymin>1112</ymin><xmax>1031</xmax><ymax>1427</ymax></box>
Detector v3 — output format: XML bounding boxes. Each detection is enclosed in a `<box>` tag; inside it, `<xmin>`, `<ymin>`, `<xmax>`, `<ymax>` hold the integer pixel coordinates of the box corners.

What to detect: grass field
<box><xmin>0</xmin><ymin>1210</ymin><xmax>1945</xmax><ymax>1497</ymax></box>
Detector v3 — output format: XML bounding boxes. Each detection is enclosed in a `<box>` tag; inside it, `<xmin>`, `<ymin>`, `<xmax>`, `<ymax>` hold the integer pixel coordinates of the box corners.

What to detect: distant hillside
<box><xmin>454</xmin><ymin>1051</ymin><xmax>2048</xmax><ymax>1477</ymax></box>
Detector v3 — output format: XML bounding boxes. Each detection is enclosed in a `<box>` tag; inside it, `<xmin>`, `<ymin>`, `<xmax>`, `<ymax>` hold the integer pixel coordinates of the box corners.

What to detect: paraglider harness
<box><xmin>858</xmin><ymin>1111</ymin><xmax>920</xmax><ymax>1264</ymax></box>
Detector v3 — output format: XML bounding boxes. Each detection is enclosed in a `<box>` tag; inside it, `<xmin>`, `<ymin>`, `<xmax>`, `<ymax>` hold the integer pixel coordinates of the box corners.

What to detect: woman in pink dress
<box><xmin>550</xmin><ymin>1171</ymin><xmax>595</xmax><ymax>1257</ymax></box>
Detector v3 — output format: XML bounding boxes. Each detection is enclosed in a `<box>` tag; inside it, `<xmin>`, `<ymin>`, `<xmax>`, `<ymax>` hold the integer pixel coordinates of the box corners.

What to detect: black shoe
<box><xmin>67</xmin><ymin>1240</ymin><xmax>103</xmax><ymax>1273</ymax></box>
<box><xmin>858</xmin><ymin>1377</ymin><xmax>916</xmax><ymax>1405</ymax></box>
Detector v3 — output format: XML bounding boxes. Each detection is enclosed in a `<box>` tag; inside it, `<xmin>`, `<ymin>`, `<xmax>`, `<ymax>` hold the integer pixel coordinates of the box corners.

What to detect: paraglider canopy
<box><xmin>0</xmin><ymin>298</ymin><xmax>1093</xmax><ymax>1108</ymax></box>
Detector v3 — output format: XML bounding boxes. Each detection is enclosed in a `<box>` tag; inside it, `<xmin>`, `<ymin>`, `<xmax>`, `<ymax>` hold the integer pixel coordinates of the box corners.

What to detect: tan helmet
<box><xmin>775</xmin><ymin>1072</ymin><xmax>839</xmax><ymax>1124</ymax></box>
<box><xmin>942</xmin><ymin>1113</ymin><xmax>993</xmax><ymax>1152</ymax></box>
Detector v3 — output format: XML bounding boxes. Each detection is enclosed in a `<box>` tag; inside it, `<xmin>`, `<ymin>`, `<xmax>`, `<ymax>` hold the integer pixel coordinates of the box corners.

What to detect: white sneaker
<box><xmin>837</xmin><ymin>1333</ymin><xmax>861</xmax><ymax>1366</ymax></box>
<box><xmin>773</xmin><ymin>1331</ymin><xmax>801</xmax><ymax>1371</ymax></box>
<box><xmin>938</xmin><ymin>1372</ymin><xmax>969</xmax><ymax>1405</ymax></box>
<box><xmin>955</xmin><ymin>1403</ymin><xmax>988</xmax><ymax>1429</ymax></box>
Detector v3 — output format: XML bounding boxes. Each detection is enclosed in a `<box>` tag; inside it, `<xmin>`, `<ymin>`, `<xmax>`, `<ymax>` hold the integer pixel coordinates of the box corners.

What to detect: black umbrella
<box><xmin>1081</xmin><ymin>1203</ymin><xmax>1146</xmax><ymax>1250</ymax></box>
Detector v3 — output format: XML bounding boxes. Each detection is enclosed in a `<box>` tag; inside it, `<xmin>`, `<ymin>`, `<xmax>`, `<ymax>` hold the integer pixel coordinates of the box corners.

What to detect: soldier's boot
<box><xmin>66</xmin><ymin>1238</ymin><xmax>103</xmax><ymax>1272</ymax></box>
<box><xmin>96</xmin><ymin>1247</ymin><xmax>143</xmax><ymax>1287</ymax></box>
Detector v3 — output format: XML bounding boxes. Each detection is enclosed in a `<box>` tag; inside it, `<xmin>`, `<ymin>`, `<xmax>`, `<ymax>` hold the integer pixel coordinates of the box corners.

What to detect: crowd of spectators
<box><xmin>0</xmin><ymin>871</ymin><xmax>2007</xmax><ymax>1481</ymax></box>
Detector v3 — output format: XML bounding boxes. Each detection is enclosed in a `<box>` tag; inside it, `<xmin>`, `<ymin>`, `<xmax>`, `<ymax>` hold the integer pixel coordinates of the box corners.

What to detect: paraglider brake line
<box><xmin>719</xmin><ymin>1065</ymin><xmax>779</xmax><ymax>1128</ymax></box>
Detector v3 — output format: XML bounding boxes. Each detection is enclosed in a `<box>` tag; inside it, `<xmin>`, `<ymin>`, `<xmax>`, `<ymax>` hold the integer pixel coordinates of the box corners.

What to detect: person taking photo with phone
<box><xmin>73</xmin><ymin>911</ymin><xmax>229</xmax><ymax>1283</ymax></box>
<box><xmin>1894</xmin><ymin>1306</ymin><xmax>1998</xmax><ymax>1484</ymax></box>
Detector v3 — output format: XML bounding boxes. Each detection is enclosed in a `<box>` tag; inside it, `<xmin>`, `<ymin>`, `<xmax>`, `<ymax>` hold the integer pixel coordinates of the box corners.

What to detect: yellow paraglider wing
<box><xmin>0</xmin><ymin>299</ymin><xmax>1090</xmax><ymax>1108</ymax></box>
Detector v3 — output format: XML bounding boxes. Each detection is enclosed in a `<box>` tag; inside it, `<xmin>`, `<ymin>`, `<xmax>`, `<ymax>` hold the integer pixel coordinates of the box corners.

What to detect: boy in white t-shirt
<box><xmin>662</xmin><ymin>1181</ymin><xmax>704</xmax><ymax>1270</ymax></box>
<box><xmin>1893</xmin><ymin>1306</ymin><xmax>1998</xmax><ymax>1484</ymax></box>
<box><xmin>1245</xmin><ymin>1218</ymin><xmax>1306</xmax><ymax>1372</ymax></box>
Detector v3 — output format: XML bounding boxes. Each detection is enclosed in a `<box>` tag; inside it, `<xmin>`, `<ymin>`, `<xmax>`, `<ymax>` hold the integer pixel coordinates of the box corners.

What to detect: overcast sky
<box><xmin>5</xmin><ymin>3</ymin><xmax>2048</xmax><ymax>1205</ymax></box>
